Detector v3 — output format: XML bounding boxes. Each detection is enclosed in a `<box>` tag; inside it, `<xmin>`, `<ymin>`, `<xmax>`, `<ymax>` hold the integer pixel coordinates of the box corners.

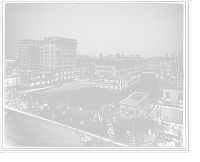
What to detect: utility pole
<box><xmin>75</xmin><ymin>94</ymin><xmax>81</xmax><ymax>134</ymax></box>
<box><xmin>132</xmin><ymin>115</ymin><xmax>136</xmax><ymax>145</ymax></box>
<box><xmin>133</xmin><ymin>118</ymin><xmax>134</xmax><ymax>143</ymax></box>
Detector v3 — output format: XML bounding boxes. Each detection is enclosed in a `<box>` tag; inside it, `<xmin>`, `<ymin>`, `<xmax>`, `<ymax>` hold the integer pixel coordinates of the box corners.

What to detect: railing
<box><xmin>5</xmin><ymin>105</ymin><xmax>134</xmax><ymax>147</ymax></box>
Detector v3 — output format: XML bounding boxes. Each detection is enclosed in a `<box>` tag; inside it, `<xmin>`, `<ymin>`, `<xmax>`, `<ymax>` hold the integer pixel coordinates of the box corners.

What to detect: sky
<box><xmin>5</xmin><ymin>3</ymin><xmax>183</xmax><ymax>58</ymax></box>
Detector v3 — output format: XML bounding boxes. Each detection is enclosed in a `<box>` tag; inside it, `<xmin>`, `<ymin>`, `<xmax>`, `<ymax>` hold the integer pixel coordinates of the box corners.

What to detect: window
<box><xmin>165</xmin><ymin>92</ymin><xmax>170</xmax><ymax>101</ymax></box>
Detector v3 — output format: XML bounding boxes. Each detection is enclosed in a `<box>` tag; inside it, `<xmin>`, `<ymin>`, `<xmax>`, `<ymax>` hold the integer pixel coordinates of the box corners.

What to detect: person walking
<box><xmin>63</xmin><ymin>110</ymin><xmax>66</xmax><ymax>116</ymax></box>
<box><xmin>152</xmin><ymin>130</ymin><xmax>156</xmax><ymax>139</ymax></box>
<box><xmin>82</xmin><ymin>108</ymin><xmax>84</xmax><ymax>114</ymax></box>
<box><xmin>94</xmin><ymin>114</ymin><xmax>98</xmax><ymax>123</ymax></box>
<box><xmin>99</xmin><ymin>113</ymin><xmax>103</xmax><ymax>122</ymax></box>
<box><xmin>113</xmin><ymin>116</ymin><xmax>116</xmax><ymax>122</ymax></box>
<box><xmin>140</xmin><ymin>136</ymin><xmax>144</xmax><ymax>145</ymax></box>
<box><xmin>36</xmin><ymin>108</ymin><xmax>39</xmax><ymax>115</ymax></box>
<box><xmin>126</xmin><ymin>131</ymin><xmax>132</xmax><ymax>142</ymax></box>
<box><xmin>143</xmin><ymin>135</ymin><xmax>147</xmax><ymax>145</ymax></box>
<box><xmin>148</xmin><ymin>127</ymin><xmax>151</xmax><ymax>135</ymax></box>
<box><xmin>51</xmin><ymin>113</ymin><xmax>54</xmax><ymax>119</ymax></box>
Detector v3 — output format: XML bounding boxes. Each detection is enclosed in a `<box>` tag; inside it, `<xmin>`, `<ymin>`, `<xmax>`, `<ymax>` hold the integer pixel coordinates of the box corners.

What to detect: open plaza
<box><xmin>44</xmin><ymin>75</ymin><xmax>159</xmax><ymax>110</ymax></box>
<box><xmin>4</xmin><ymin>75</ymin><xmax>164</xmax><ymax>147</ymax></box>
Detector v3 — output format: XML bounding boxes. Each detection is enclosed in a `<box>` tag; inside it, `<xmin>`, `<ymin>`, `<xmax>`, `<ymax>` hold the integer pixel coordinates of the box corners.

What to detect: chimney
<box><xmin>116</xmin><ymin>53</ymin><xmax>119</xmax><ymax>59</ymax></box>
<box><xmin>99</xmin><ymin>53</ymin><xmax>103</xmax><ymax>58</ymax></box>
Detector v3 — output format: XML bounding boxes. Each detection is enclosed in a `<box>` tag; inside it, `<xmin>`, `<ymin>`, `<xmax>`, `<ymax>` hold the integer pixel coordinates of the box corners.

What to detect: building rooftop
<box><xmin>146</xmin><ymin>56</ymin><xmax>172</xmax><ymax>61</ymax></box>
<box><xmin>76</xmin><ymin>55</ymin><xmax>94</xmax><ymax>59</ymax></box>
<box><xmin>146</xmin><ymin>56</ymin><xmax>161</xmax><ymax>60</ymax></box>
<box><xmin>97</xmin><ymin>54</ymin><xmax>142</xmax><ymax>61</ymax></box>
<box><xmin>119</xmin><ymin>92</ymin><xmax>148</xmax><ymax>107</ymax></box>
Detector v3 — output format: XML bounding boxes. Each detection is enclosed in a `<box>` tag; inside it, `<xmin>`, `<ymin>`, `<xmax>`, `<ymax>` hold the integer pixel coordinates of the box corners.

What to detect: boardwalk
<box><xmin>5</xmin><ymin>94</ymin><xmax>156</xmax><ymax>147</ymax></box>
<box><xmin>5</xmin><ymin>75</ymin><xmax>159</xmax><ymax>147</ymax></box>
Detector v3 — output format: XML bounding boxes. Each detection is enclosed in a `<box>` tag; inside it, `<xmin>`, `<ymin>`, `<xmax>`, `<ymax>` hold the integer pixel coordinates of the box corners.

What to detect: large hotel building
<box><xmin>88</xmin><ymin>54</ymin><xmax>144</xmax><ymax>91</ymax></box>
<box><xmin>18</xmin><ymin>37</ymin><xmax>84</xmax><ymax>89</ymax></box>
<box><xmin>41</xmin><ymin>37</ymin><xmax>78</xmax><ymax>70</ymax></box>
<box><xmin>17</xmin><ymin>39</ymin><xmax>43</xmax><ymax>70</ymax></box>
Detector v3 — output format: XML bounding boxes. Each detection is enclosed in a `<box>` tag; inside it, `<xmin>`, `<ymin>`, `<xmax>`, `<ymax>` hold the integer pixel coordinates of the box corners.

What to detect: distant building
<box><xmin>178</xmin><ymin>50</ymin><xmax>184</xmax><ymax>78</ymax></box>
<box><xmin>143</xmin><ymin>57</ymin><xmax>162</xmax><ymax>74</ymax></box>
<box><xmin>157</xmin><ymin>86</ymin><xmax>183</xmax><ymax>146</ymax></box>
<box><xmin>88</xmin><ymin>55</ymin><xmax>143</xmax><ymax>91</ymax></box>
<box><xmin>77</xmin><ymin>55</ymin><xmax>95</xmax><ymax>75</ymax></box>
<box><xmin>18</xmin><ymin>67</ymin><xmax>91</xmax><ymax>90</ymax></box>
<box><xmin>5</xmin><ymin>74</ymin><xmax>20</xmax><ymax>97</ymax></box>
<box><xmin>5</xmin><ymin>56</ymin><xmax>17</xmax><ymax>74</ymax></box>
<box><xmin>159</xmin><ymin>54</ymin><xmax>172</xmax><ymax>78</ymax></box>
<box><xmin>11</xmin><ymin>56</ymin><xmax>19</xmax><ymax>62</ymax></box>
<box><xmin>143</xmin><ymin>54</ymin><xmax>175</xmax><ymax>78</ymax></box>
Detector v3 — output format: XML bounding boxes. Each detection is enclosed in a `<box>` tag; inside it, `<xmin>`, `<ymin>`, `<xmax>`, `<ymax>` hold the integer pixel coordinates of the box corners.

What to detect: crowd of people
<box><xmin>5</xmin><ymin>92</ymin><xmax>134</xmax><ymax>146</ymax></box>
<box><xmin>4</xmin><ymin>93</ymin><xmax>32</xmax><ymax>110</ymax></box>
<box><xmin>93</xmin><ymin>108</ymin><xmax>103</xmax><ymax>123</ymax></box>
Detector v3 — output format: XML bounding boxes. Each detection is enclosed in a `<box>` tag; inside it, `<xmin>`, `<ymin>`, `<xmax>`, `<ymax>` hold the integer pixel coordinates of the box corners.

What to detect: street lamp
<box><xmin>130</xmin><ymin>108</ymin><xmax>136</xmax><ymax>145</ymax></box>
<box><xmin>131</xmin><ymin>111</ymin><xmax>136</xmax><ymax>145</ymax></box>
<box><xmin>156</xmin><ymin>94</ymin><xmax>160</xmax><ymax>131</ymax></box>
<box><xmin>75</xmin><ymin>94</ymin><xmax>80</xmax><ymax>134</ymax></box>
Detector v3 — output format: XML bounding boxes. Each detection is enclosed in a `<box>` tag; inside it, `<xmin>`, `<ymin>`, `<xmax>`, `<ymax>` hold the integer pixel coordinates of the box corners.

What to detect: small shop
<box><xmin>118</xmin><ymin>92</ymin><xmax>149</xmax><ymax>118</ymax></box>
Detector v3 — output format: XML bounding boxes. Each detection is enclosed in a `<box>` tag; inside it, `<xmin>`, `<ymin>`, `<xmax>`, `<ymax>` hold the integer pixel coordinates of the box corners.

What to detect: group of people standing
<box><xmin>5</xmin><ymin>92</ymin><xmax>32</xmax><ymax>110</ymax></box>
<box><xmin>140</xmin><ymin>127</ymin><xmax>156</xmax><ymax>145</ymax></box>
<box><xmin>93</xmin><ymin>109</ymin><xmax>103</xmax><ymax>123</ymax></box>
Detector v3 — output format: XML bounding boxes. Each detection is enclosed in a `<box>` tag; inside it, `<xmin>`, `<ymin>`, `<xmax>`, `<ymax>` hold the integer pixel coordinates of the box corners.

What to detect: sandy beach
<box><xmin>3</xmin><ymin>109</ymin><xmax>119</xmax><ymax>148</ymax></box>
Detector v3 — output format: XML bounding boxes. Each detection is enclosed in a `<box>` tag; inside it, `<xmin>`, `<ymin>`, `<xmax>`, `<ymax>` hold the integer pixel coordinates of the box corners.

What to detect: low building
<box><xmin>159</xmin><ymin>54</ymin><xmax>172</xmax><ymax>78</ymax></box>
<box><xmin>157</xmin><ymin>86</ymin><xmax>183</xmax><ymax>146</ymax></box>
<box><xmin>143</xmin><ymin>57</ymin><xmax>162</xmax><ymax>74</ymax></box>
<box><xmin>143</xmin><ymin>54</ymin><xmax>174</xmax><ymax>78</ymax></box>
<box><xmin>178</xmin><ymin>50</ymin><xmax>184</xmax><ymax>78</ymax></box>
<box><xmin>118</xmin><ymin>92</ymin><xmax>149</xmax><ymax>118</ymax></box>
<box><xmin>11</xmin><ymin>56</ymin><xmax>19</xmax><ymax>62</ymax></box>
<box><xmin>5</xmin><ymin>56</ymin><xmax>19</xmax><ymax>75</ymax></box>
<box><xmin>20</xmin><ymin>69</ymin><xmax>84</xmax><ymax>89</ymax></box>
<box><xmin>5</xmin><ymin>74</ymin><xmax>20</xmax><ymax>97</ymax></box>
<box><xmin>88</xmin><ymin>54</ymin><xmax>143</xmax><ymax>91</ymax></box>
